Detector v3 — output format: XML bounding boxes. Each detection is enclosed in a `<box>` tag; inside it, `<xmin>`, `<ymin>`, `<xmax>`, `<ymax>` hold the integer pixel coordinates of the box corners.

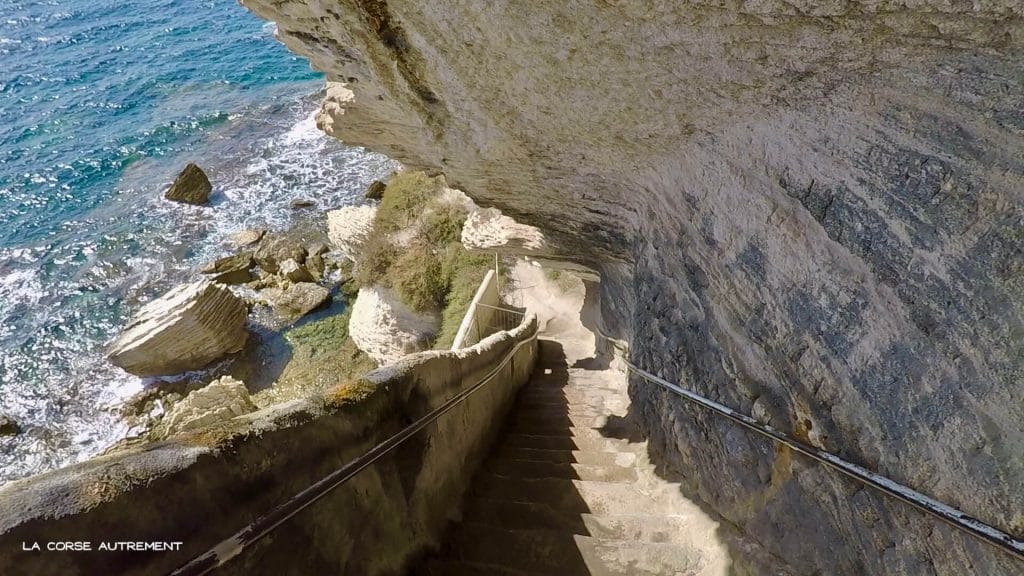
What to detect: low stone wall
<box><xmin>0</xmin><ymin>314</ymin><xmax>538</xmax><ymax>576</ymax></box>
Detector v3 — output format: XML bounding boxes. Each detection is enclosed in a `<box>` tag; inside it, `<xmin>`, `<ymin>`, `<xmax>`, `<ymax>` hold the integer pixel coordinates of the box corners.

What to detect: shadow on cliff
<box><xmin>586</xmin><ymin>350</ymin><xmax>793</xmax><ymax>576</ymax></box>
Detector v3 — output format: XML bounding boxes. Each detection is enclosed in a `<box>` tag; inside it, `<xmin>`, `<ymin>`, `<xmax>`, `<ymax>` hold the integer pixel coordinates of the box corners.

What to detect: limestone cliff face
<box><xmin>241</xmin><ymin>1</ymin><xmax>1024</xmax><ymax>574</ymax></box>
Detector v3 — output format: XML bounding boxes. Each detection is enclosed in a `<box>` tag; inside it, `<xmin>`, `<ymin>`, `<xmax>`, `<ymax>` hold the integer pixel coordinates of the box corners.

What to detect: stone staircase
<box><xmin>416</xmin><ymin>339</ymin><xmax>729</xmax><ymax>576</ymax></box>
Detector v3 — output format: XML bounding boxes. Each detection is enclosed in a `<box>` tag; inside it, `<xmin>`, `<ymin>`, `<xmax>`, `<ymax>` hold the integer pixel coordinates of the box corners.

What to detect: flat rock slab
<box><xmin>262</xmin><ymin>282</ymin><xmax>330</xmax><ymax>318</ymax></box>
<box><xmin>107</xmin><ymin>281</ymin><xmax>248</xmax><ymax>377</ymax></box>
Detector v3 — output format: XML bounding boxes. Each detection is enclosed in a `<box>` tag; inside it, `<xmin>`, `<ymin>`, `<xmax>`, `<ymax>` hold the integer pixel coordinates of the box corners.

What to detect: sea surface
<box><xmin>0</xmin><ymin>0</ymin><xmax>394</xmax><ymax>483</ymax></box>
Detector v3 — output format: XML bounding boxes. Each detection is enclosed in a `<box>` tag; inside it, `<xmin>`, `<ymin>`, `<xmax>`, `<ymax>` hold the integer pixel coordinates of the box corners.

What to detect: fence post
<box><xmin>494</xmin><ymin>252</ymin><xmax>500</xmax><ymax>295</ymax></box>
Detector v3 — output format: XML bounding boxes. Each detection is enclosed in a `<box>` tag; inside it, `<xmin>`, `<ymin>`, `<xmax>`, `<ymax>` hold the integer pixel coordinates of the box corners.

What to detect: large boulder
<box><xmin>326</xmin><ymin>205</ymin><xmax>376</xmax><ymax>261</ymax></box>
<box><xmin>161</xmin><ymin>376</ymin><xmax>256</xmax><ymax>437</ymax></box>
<box><xmin>253</xmin><ymin>234</ymin><xmax>308</xmax><ymax>274</ymax></box>
<box><xmin>164</xmin><ymin>163</ymin><xmax>212</xmax><ymax>205</ymax></box>
<box><xmin>364</xmin><ymin>180</ymin><xmax>386</xmax><ymax>200</ymax></box>
<box><xmin>262</xmin><ymin>282</ymin><xmax>331</xmax><ymax>317</ymax></box>
<box><xmin>348</xmin><ymin>286</ymin><xmax>439</xmax><ymax>365</ymax></box>
<box><xmin>107</xmin><ymin>281</ymin><xmax>248</xmax><ymax>377</ymax></box>
<box><xmin>0</xmin><ymin>414</ymin><xmax>20</xmax><ymax>437</ymax></box>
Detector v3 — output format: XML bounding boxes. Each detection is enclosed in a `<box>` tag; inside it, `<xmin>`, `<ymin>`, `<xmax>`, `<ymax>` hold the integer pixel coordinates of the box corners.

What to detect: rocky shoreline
<box><xmin>108</xmin><ymin>165</ymin><xmax>389</xmax><ymax>445</ymax></box>
<box><xmin>107</xmin><ymin>166</ymin><xmax>499</xmax><ymax>448</ymax></box>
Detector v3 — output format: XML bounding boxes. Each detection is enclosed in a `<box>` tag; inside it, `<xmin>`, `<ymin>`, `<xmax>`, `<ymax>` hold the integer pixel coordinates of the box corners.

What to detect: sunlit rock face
<box><xmin>241</xmin><ymin>1</ymin><xmax>1024</xmax><ymax>573</ymax></box>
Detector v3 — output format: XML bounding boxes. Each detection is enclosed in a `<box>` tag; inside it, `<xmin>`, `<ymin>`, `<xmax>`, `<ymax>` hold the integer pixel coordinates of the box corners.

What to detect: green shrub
<box><xmin>421</xmin><ymin>202</ymin><xmax>469</xmax><ymax>245</ymax></box>
<box><xmin>375</xmin><ymin>171</ymin><xmax>442</xmax><ymax>233</ymax></box>
<box><xmin>435</xmin><ymin>244</ymin><xmax>497</xmax><ymax>348</ymax></box>
<box><xmin>389</xmin><ymin>243</ymin><xmax>446</xmax><ymax>312</ymax></box>
<box><xmin>355</xmin><ymin>233</ymin><xmax>399</xmax><ymax>288</ymax></box>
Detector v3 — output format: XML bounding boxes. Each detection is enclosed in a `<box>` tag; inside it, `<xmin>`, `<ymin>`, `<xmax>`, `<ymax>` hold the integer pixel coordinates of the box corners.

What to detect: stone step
<box><xmin>493</xmin><ymin>447</ymin><xmax>637</xmax><ymax>467</ymax></box>
<box><xmin>471</xmin><ymin>474</ymin><xmax>676</xmax><ymax>515</ymax></box>
<box><xmin>445</xmin><ymin>524</ymin><xmax>706</xmax><ymax>575</ymax></box>
<box><xmin>463</xmin><ymin>498</ymin><xmax>698</xmax><ymax>543</ymax></box>
<box><xmin>485</xmin><ymin>458</ymin><xmax>638</xmax><ymax>482</ymax></box>
<box><xmin>501</xmin><ymin>414</ymin><xmax>606</xmax><ymax>432</ymax></box>
<box><xmin>519</xmin><ymin>386</ymin><xmax>618</xmax><ymax>398</ymax></box>
<box><xmin>508</xmin><ymin>412</ymin><xmax>608</xmax><ymax>427</ymax></box>
<box><xmin>499</xmin><ymin>433</ymin><xmax>640</xmax><ymax>453</ymax></box>
<box><xmin>513</xmin><ymin>405</ymin><xmax>605</xmax><ymax>419</ymax></box>
<box><xmin>515</xmin><ymin>398</ymin><xmax>618</xmax><ymax>411</ymax></box>
<box><xmin>522</xmin><ymin>383</ymin><xmax>622</xmax><ymax>395</ymax></box>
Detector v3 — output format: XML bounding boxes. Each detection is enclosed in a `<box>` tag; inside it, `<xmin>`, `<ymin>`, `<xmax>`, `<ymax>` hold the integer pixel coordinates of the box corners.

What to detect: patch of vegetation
<box><xmin>435</xmin><ymin>245</ymin><xmax>495</xmax><ymax>348</ymax></box>
<box><xmin>354</xmin><ymin>232</ymin><xmax>399</xmax><ymax>288</ymax></box>
<box><xmin>354</xmin><ymin>169</ymin><xmax>506</xmax><ymax>348</ymax></box>
<box><xmin>252</xmin><ymin>304</ymin><xmax>376</xmax><ymax>407</ymax></box>
<box><xmin>374</xmin><ymin>171</ymin><xmax>443</xmax><ymax>234</ymax></box>
<box><xmin>388</xmin><ymin>243</ymin><xmax>446</xmax><ymax>311</ymax></box>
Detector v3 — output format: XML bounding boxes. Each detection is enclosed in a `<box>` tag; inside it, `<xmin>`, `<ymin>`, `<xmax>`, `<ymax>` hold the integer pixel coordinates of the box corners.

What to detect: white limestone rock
<box><xmin>162</xmin><ymin>376</ymin><xmax>256</xmax><ymax>436</ymax></box>
<box><xmin>461</xmin><ymin>207</ymin><xmax>549</xmax><ymax>256</ymax></box>
<box><xmin>279</xmin><ymin>258</ymin><xmax>314</xmax><ymax>283</ymax></box>
<box><xmin>348</xmin><ymin>286</ymin><xmax>438</xmax><ymax>365</ymax></box>
<box><xmin>327</xmin><ymin>204</ymin><xmax>376</xmax><ymax>262</ymax></box>
<box><xmin>106</xmin><ymin>281</ymin><xmax>248</xmax><ymax>377</ymax></box>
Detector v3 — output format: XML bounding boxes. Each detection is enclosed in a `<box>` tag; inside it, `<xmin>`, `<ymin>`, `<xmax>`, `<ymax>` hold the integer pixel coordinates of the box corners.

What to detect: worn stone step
<box><xmin>523</xmin><ymin>384</ymin><xmax>622</xmax><ymax>395</ymax></box>
<box><xmin>505</xmin><ymin>418</ymin><xmax>612</xmax><ymax>433</ymax></box>
<box><xmin>514</xmin><ymin>405</ymin><xmax>605</xmax><ymax>419</ymax></box>
<box><xmin>500</xmin><ymin>433</ymin><xmax>640</xmax><ymax>453</ymax></box>
<box><xmin>485</xmin><ymin>458</ymin><xmax>638</xmax><ymax>482</ymax></box>
<box><xmin>446</xmin><ymin>524</ymin><xmax>706</xmax><ymax>575</ymax></box>
<box><xmin>509</xmin><ymin>411</ymin><xmax>606</xmax><ymax>425</ymax></box>
<box><xmin>460</xmin><ymin>501</ymin><xmax>699</xmax><ymax>544</ymax></box>
<box><xmin>471</xmin><ymin>474</ymin><xmax>676</xmax><ymax>515</ymax></box>
<box><xmin>493</xmin><ymin>447</ymin><xmax>637</xmax><ymax>467</ymax></box>
<box><xmin>515</xmin><ymin>397</ymin><xmax>617</xmax><ymax>411</ymax></box>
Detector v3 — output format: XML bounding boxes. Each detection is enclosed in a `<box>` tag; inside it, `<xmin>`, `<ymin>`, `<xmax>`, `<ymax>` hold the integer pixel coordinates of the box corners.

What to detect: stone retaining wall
<box><xmin>0</xmin><ymin>314</ymin><xmax>538</xmax><ymax>576</ymax></box>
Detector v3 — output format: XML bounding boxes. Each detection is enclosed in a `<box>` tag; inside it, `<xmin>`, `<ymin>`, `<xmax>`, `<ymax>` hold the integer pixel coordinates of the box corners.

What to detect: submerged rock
<box><xmin>107</xmin><ymin>281</ymin><xmax>248</xmax><ymax>377</ymax></box>
<box><xmin>290</xmin><ymin>198</ymin><xmax>317</xmax><ymax>210</ymax></box>
<box><xmin>161</xmin><ymin>376</ymin><xmax>256</xmax><ymax>436</ymax></box>
<box><xmin>164</xmin><ymin>163</ymin><xmax>212</xmax><ymax>205</ymax></box>
<box><xmin>0</xmin><ymin>415</ymin><xmax>20</xmax><ymax>436</ymax></box>
<box><xmin>254</xmin><ymin>234</ymin><xmax>308</xmax><ymax>274</ymax></box>
<box><xmin>227</xmin><ymin>228</ymin><xmax>265</xmax><ymax>248</ymax></box>
<box><xmin>348</xmin><ymin>286</ymin><xmax>438</xmax><ymax>365</ymax></box>
<box><xmin>262</xmin><ymin>282</ymin><xmax>330</xmax><ymax>318</ymax></box>
<box><xmin>364</xmin><ymin>180</ymin><xmax>386</xmax><ymax>200</ymax></box>
<box><xmin>326</xmin><ymin>204</ymin><xmax>376</xmax><ymax>261</ymax></box>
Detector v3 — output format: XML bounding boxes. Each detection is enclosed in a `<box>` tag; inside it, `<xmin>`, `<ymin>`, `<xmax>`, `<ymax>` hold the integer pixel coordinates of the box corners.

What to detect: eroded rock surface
<box><xmin>348</xmin><ymin>286</ymin><xmax>438</xmax><ymax>365</ymax></box>
<box><xmin>161</xmin><ymin>376</ymin><xmax>257</xmax><ymax>437</ymax></box>
<box><xmin>327</xmin><ymin>204</ymin><xmax>376</xmax><ymax>261</ymax></box>
<box><xmin>254</xmin><ymin>233</ymin><xmax>308</xmax><ymax>274</ymax></box>
<box><xmin>107</xmin><ymin>281</ymin><xmax>248</xmax><ymax>377</ymax></box>
<box><xmin>241</xmin><ymin>1</ymin><xmax>1024</xmax><ymax>574</ymax></box>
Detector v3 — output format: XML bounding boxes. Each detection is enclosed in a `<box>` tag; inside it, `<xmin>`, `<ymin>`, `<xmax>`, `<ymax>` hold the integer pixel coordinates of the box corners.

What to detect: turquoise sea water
<box><xmin>0</xmin><ymin>0</ymin><xmax>393</xmax><ymax>482</ymax></box>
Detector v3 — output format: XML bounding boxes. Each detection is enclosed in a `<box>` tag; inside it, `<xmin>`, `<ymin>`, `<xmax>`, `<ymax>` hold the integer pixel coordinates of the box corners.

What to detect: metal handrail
<box><xmin>473</xmin><ymin>302</ymin><xmax>525</xmax><ymax>314</ymax></box>
<box><xmin>617</xmin><ymin>353</ymin><xmax>1024</xmax><ymax>563</ymax></box>
<box><xmin>171</xmin><ymin>320</ymin><xmax>538</xmax><ymax>576</ymax></box>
